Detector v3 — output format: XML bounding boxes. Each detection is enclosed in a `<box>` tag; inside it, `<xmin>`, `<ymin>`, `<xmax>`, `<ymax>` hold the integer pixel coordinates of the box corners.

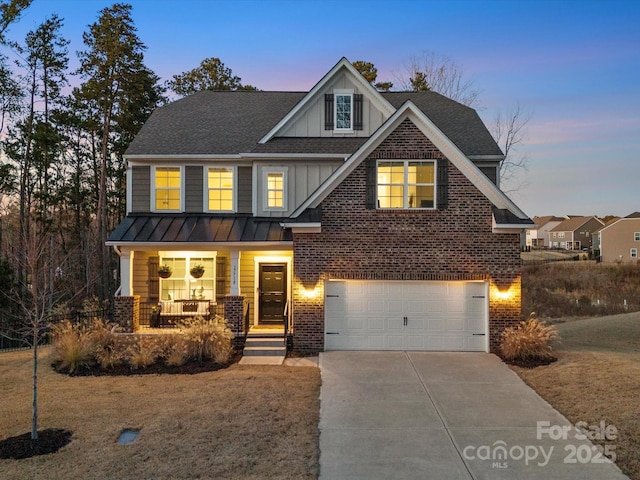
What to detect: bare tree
<box><xmin>492</xmin><ymin>103</ymin><xmax>532</xmax><ymax>194</ymax></box>
<box><xmin>395</xmin><ymin>51</ymin><xmax>480</xmax><ymax>107</ymax></box>
<box><xmin>1</xmin><ymin>229</ymin><xmax>53</xmax><ymax>440</ymax></box>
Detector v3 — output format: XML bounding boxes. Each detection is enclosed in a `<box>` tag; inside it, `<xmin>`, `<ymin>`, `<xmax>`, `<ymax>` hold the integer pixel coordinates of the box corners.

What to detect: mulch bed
<box><xmin>53</xmin><ymin>351</ymin><xmax>241</xmax><ymax>377</ymax></box>
<box><xmin>502</xmin><ymin>355</ymin><xmax>557</xmax><ymax>369</ymax></box>
<box><xmin>0</xmin><ymin>429</ymin><xmax>73</xmax><ymax>460</ymax></box>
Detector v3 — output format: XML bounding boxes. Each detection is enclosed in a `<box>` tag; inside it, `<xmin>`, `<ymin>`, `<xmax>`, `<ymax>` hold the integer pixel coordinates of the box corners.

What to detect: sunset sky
<box><xmin>6</xmin><ymin>0</ymin><xmax>640</xmax><ymax>218</ymax></box>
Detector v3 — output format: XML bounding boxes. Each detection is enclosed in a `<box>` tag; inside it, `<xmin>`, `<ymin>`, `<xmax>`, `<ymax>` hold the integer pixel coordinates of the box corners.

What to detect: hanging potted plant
<box><xmin>158</xmin><ymin>264</ymin><xmax>173</xmax><ymax>278</ymax></box>
<box><xmin>190</xmin><ymin>264</ymin><xmax>205</xmax><ymax>279</ymax></box>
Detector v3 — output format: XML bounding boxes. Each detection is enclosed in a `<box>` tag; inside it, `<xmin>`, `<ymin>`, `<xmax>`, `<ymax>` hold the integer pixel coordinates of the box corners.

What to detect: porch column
<box><xmin>230</xmin><ymin>250</ymin><xmax>241</xmax><ymax>296</ymax></box>
<box><xmin>119</xmin><ymin>249</ymin><xmax>133</xmax><ymax>296</ymax></box>
<box><xmin>114</xmin><ymin>295</ymin><xmax>140</xmax><ymax>332</ymax></box>
<box><xmin>224</xmin><ymin>295</ymin><xmax>245</xmax><ymax>349</ymax></box>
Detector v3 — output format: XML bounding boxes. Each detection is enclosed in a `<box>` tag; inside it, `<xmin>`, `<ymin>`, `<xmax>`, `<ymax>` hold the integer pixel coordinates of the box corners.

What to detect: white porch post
<box><xmin>120</xmin><ymin>249</ymin><xmax>133</xmax><ymax>296</ymax></box>
<box><xmin>230</xmin><ymin>250</ymin><xmax>241</xmax><ymax>296</ymax></box>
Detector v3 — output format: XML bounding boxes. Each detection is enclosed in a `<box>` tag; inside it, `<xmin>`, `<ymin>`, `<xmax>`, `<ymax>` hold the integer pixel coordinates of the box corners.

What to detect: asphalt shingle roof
<box><xmin>125</xmin><ymin>90</ymin><xmax>502</xmax><ymax>158</ymax></box>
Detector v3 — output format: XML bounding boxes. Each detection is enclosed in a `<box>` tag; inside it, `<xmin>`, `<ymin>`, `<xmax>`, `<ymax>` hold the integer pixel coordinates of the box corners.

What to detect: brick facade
<box><xmin>292</xmin><ymin>119</ymin><xmax>522</xmax><ymax>354</ymax></box>
<box><xmin>114</xmin><ymin>295</ymin><xmax>140</xmax><ymax>332</ymax></box>
<box><xmin>224</xmin><ymin>295</ymin><xmax>246</xmax><ymax>348</ymax></box>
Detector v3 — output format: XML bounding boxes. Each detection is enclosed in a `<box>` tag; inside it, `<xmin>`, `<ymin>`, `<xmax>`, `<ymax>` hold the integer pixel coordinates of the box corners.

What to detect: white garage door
<box><xmin>324</xmin><ymin>280</ymin><xmax>488</xmax><ymax>351</ymax></box>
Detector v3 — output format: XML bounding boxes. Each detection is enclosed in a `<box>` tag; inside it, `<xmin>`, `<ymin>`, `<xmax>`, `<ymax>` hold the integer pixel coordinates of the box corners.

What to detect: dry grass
<box><xmin>522</xmin><ymin>262</ymin><xmax>640</xmax><ymax>318</ymax></box>
<box><xmin>0</xmin><ymin>348</ymin><xmax>320</xmax><ymax>479</ymax></box>
<box><xmin>511</xmin><ymin>312</ymin><xmax>640</xmax><ymax>480</ymax></box>
<box><xmin>500</xmin><ymin>315</ymin><xmax>559</xmax><ymax>363</ymax></box>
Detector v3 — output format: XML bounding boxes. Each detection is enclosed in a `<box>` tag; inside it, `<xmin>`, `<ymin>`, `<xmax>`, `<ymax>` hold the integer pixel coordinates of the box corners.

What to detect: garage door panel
<box><xmin>387</xmin><ymin>299</ymin><xmax>404</xmax><ymax>315</ymax></box>
<box><xmin>366</xmin><ymin>335</ymin><xmax>384</xmax><ymax>350</ymax></box>
<box><xmin>367</xmin><ymin>316</ymin><xmax>385</xmax><ymax>330</ymax></box>
<box><xmin>384</xmin><ymin>316</ymin><xmax>404</xmax><ymax>332</ymax></box>
<box><xmin>324</xmin><ymin>280</ymin><xmax>487</xmax><ymax>351</ymax></box>
<box><xmin>406</xmin><ymin>300</ymin><xmax>426</xmax><ymax>314</ymax></box>
<box><xmin>386</xmin><ymin>335</ymin><xmax>405</xmax><ymax>349</ymax></box>
<box><xmin>347</xmin><ymin>317</ymin><xmax>364</xmax><ymax>330</ymax></box>
<box><xmin>429</xmin><ymin>318</ymin><xmax>444</xmax><ymax>332</ymax></box>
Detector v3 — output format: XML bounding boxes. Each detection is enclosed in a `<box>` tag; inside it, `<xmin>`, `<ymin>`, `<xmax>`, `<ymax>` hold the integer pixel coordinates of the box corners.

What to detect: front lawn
<box><xmin>0</xmin><ymin>348</ymin><xmax>320</xmax><ymax>479</ymax></box>
<box><xmin>511</xmin><ymin>312</ymin><xmax>640</xmax><ymax>480</ymax></box>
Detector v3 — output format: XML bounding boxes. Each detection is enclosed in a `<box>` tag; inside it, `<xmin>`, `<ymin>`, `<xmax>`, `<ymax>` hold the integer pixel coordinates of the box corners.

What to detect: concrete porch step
<box><xmin>243</xmin><ymin>345</ymin><xmax>286</xmax><ymax>356</ymax></box>
<box><xmin>241</xmin><ymin>330</ymin><xmax>286</xmax><ymax>364</ymax></box>
<box><xmin>238</xmin><ymin>355</ymin><xmax>285</xmax><ymax>365</ymax></box>
<box><xmin>245</xmin><ymin>338</ymin><xmax>286</xmax><ymax>348</ymax></box>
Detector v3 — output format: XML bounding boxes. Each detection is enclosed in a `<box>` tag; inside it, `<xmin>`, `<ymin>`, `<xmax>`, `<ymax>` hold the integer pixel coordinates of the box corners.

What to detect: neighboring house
<box><xmin>548</xmin><ymin>216</ymin><xmax>604</xmax><ymax>250</ymax></box>
<box><xmin>596</xmin><ymin>213</ymin><xmax>640</xmax><ymax>263</ymax></box>
<box><xmin>107</xmin><ymin>57</ymin><xmax>533</xmax><ymax>354</ymax></box>
<box><xmin>525</xmin><ymin>215</ymin><xmax>564</xmax><ymax>247</ymax></box>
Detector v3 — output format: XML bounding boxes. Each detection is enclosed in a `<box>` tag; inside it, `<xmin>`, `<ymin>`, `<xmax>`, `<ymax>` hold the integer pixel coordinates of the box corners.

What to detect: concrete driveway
<box><xmin>319</xmin><ymin>352</ymin><xmax>628</xmax><ymax>480</ymax></box>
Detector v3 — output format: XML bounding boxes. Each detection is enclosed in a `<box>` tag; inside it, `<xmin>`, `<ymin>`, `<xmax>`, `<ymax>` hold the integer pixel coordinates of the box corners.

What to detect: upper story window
<box><xmin>335</xmin><ymin>92</ymin><xmax>353</xmax><ymax>131</ymax></box>
<box><xmin>377</xmin><ymin>160</ymin><xmax>435</xmax><ymax>209</ymax></box>
<box><xmin>634</xmin><ymin>232</ymin><xmax>640</xmax><ymax>241</ymax></box>
<box><xmin>324</xmin><ymin>91</ymin><xmax>363</xmax><ymax>131</ymax></box>
<box><xmin>154</xmin><ymin>166</ymin><xmax>182</xmax><ymax>211</ymax></box>
<box><xmin>264</xmin><ymin>168</ymin><xmax>287</xmax><ymax>210</ymax></box>
<box><xmin>207</xmin><ymin>167</ymin><xmax>235</xmax><ymax>212</ymax></box>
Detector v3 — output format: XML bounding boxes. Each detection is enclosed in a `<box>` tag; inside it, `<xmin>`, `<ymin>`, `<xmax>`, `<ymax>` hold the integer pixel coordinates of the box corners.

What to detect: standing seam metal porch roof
<box><xmin>106</xmin><ymin>215</ymin><xmax>292</xmax><ymax>244</ymax></box>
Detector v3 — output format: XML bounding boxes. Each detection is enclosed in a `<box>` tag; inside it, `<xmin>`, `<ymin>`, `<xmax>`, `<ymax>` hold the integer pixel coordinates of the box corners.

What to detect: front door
<box><xmin>258</xmin><ymin>264</ymin><xmax>287</xmax><ymax>324</ymax></box>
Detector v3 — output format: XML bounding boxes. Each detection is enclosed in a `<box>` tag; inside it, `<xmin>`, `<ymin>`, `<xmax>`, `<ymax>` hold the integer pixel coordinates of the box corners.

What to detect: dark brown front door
<box><xmin>258</xmin><ymin>264</ymin><xmax>287</xmax><ymax>324</ymax></box>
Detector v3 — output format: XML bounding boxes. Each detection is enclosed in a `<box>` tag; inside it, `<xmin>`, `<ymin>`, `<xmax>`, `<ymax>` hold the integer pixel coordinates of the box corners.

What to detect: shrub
<box><xmin>177</xmin><ymin>315</ymin><xmax>234</xmax><ymax>363</ymax></box>
<box><xmin>158</xmin><ymin>334</ymin><xmax>189</xmax><ymax>366</ymax></box>
<box><xmin>127</xmin><ymin>337</ymin><xmax>162</xmax><ymax>369</ymax></box>
<box><xmin>50</xmin><ymin>320</ymin><xmax>94</xmax><ymax>373</ymax></box>
<box><xmin>500</xmin><ymin>314</ymin><xmax>559</xmax><ymax>365</ymax></box>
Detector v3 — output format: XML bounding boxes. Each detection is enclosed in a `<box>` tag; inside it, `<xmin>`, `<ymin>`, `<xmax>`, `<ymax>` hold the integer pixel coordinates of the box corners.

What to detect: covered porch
<box><xmin>107</xmin><ymin>215</ymin><xmax>295</xmax><ymax>346</ymax></box>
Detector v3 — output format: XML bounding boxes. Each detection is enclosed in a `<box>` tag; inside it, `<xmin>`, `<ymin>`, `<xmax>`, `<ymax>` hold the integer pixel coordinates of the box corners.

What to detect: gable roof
<box><xmin>291</xmin><ymin>101</ymin><xmax>530</xmax><ymax>223</ymax></box>
<box><xmin>126</xmin><ymin>91</ymin><xmax>306</xmax><ymax>156</ymax></box>
<box><xmin>125</xmin><ymin>58</ymin><xmax>503</xmax><ymax>159</ymax></box>
<box><xmin>551</xmin><ymin>216</ymin><xmax>604</xmax><ymax>232</ymax></box>
<box><xmin>258</xmin><ymin>57</ymin><xmax>396</xmax><ymax>144</ymax></box>
<box><xmin>596</xmin><ymin>216</ymin><xmax>640</xmax><ymax>235</ymax></box>
<box><xmin>382</xmin><ymin>92</ymin><xmax>503</xmax><ymax>157</ymax></box>
<box><xmin>531</xmin><ymin>216</ymin><xmax>565</xmax><ymax>229</ymax></box>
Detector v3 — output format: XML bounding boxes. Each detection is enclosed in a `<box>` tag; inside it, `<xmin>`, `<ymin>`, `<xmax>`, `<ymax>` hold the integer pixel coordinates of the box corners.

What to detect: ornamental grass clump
<box><xmin>127</xmin><ymin>337</ymin><xmax>162</xmax><ymax>369</ymax></box>
<box><xmin>500</xmin><ymin>313</ymin><xmax>560</xmax><ymax>367</ymax></box>
<box><xmin>158</xmin><ymin>334</ymin><xmax>189</xmax><ymax>366</ymax></box>
<box><xmin>50</xmin><ymin>320</ymin><xmax>94</xmax><ymax>373</ymax></box>
<box><xmin>89</xmin><ymin>319</ymin><xmax>125</xmax><ymax>369</ymax></box>
<box><xmin>177</xmin><ymin>315</ymin><xmax>234</xmax><ymax>363</ymax></box>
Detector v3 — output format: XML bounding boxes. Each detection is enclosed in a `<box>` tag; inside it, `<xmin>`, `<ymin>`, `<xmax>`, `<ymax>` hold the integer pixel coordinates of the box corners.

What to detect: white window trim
<box><xmin>152</xmin><ymin>165</ymin><xmax>184</xmax><ymax>213</ymax></box>
<box><xmin>631</xmin><ymin>248</ymin><xmax>638</xmax><ymax>258</ymax></box>
<box><xmin>159</xmin><ymin>251</ymin><xmax>218</xmax><ymax>301</ymax></box>
<box><xmin>204</xmin><ymin>165</ymin><xmax>237</xmax><ymax>213</ymax></box>
<box><xmin>263</xmin><ymin>167</ymin><xmax>288</xmax><ymax>211</ymax></box>
<box><xmin>334</xmin><ymin>89</ymin><xmax>354</xmax><ymax>132</ymax></box>
<box><xmin>634</xmin><ymin>232</ymin><xmax>640</xmax><ymax>241</ymax></box>
<box><xmin>376</xmin><ymin>159</ymin><xmax>437</xmax><ymax>210</ymax></box>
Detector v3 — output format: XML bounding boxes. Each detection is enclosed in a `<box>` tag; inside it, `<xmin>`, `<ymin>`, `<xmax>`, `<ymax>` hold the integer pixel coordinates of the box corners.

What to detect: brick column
<box><xmin>224</xmin><ymin>295</ymin><xmax>245</xmax><ymax>349</ymax></box>
<box><xmin>114</xmin><ymin>295</ymin><xmax>140</xmax><ymax>332</ymax></box>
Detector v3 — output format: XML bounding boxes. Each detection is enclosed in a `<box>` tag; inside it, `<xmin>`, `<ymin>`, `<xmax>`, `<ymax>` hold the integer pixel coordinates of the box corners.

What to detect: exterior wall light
<box><xmin>303</xmin><ymin>287</ymin><xmax>318</xmax><ymax>299</ymax></box>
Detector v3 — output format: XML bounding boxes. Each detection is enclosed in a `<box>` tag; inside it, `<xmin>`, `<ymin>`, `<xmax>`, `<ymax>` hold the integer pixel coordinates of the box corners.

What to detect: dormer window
<box><xmin>324</xmin><ymin>91</ymin><xmax>363</xmax><ymax>131</ymax></box>
<box><xmin>335</xmin><ymin>91</ymin><xmax>353</xmax><ymax>131</ymax></box>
